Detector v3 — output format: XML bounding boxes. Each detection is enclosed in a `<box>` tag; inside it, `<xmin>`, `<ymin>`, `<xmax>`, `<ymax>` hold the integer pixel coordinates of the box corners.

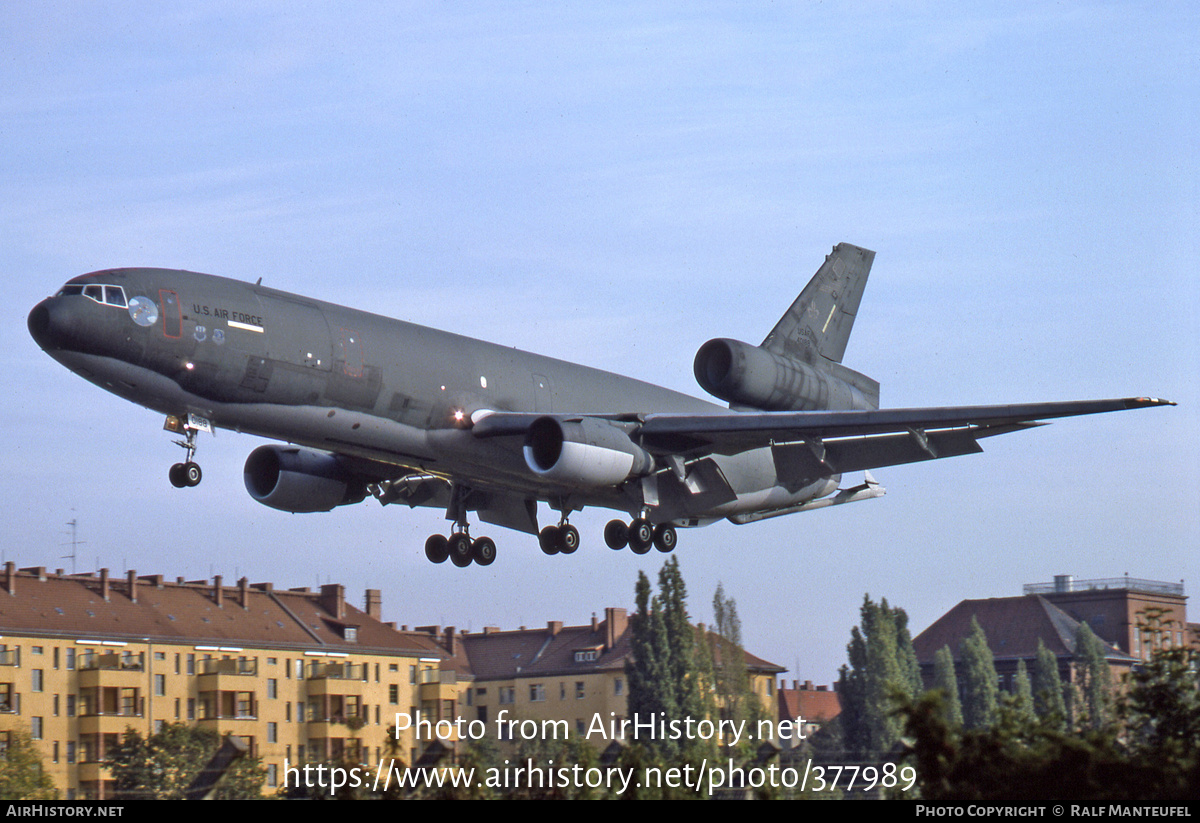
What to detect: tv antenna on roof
<box><xmin>62</xmin><ymin>517</ymin><xmax>86</xmax><ymax>575</ymax></box>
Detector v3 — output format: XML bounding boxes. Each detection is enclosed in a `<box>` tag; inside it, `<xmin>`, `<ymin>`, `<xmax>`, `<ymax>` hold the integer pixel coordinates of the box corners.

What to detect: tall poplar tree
<box><xmin>959</xmin><ymin>617</ymin><xmax>998</xmax><ymax>729</ymax></box>
<box><xmin>837</xmin><ymin>595</ymin><xmax>922</xmax><ymax>758</ymax></box>
<box><xmin>1033</xmin><ymin>638</ymin><xmax>1067</xmax><ymax>728</ymax></box>
<box><xmin>1074</xmin><ymin>622</ymin><xmax>1114</xmax><ymax>729</ymax></box>
<box><xmin>932</xmin><ymin>645</ymin><xmax>964</xmax><ymax>727</ymax></box>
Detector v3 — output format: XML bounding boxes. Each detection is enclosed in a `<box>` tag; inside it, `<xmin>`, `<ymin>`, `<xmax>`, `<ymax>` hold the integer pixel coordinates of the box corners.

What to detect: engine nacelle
<box><xmin>243</xmin><ymin>445</ymin><xmax>368</xmax><ymax>513</ymax></box>
<box><xmin>523</xmin><ymin>416</ymin><xmax>654</xmax><ymax>488</ymax></box>
<box><xmin>694</xmin><ymin>337</ymin><xmax>879</xmax><ymax>411</ymax></box>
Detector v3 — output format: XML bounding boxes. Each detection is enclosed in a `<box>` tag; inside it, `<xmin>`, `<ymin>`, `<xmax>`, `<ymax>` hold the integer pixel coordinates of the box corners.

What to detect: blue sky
<box><xmin>2</xmin><ymin>3</ymin><xmax>1196</xmax><ymax>681</ymax></box>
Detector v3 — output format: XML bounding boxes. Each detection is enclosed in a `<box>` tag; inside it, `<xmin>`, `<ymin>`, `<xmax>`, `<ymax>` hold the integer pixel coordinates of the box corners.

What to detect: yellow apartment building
<box><xmin>416</xmin><ymin>607</ymin><xmax>784</xmax><ymax>751</ymax></box>
<box><xmin>0</xmin><ymin>564</ymin><xmax>453</xmax><ymax>799</ymax></box>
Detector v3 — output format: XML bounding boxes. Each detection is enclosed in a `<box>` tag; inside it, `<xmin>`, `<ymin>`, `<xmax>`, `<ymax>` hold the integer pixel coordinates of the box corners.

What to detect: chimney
<box><xmin>591</xmin><ymin>613</ymin><xmax>598</xmax><ymax>632</ymax></box>
<box><xmin>213</xmin><ymin>575</ymin><xmax>223</xmax><ymax>608</ymax></box>
<box><xmin>320</xmin><ymin>584</ymin><xmax>345</xmax><ymax>620</ymax></box>
<box><xmin>604</xmin><ymin>607</ymin><xmax>627</xmax><ymax>650</ymax></box>
<box><xmin>443</xmin><ymin>626</ymin><xmax>457</xmax><ymax>657</ymax></box>
<box><xmin>127</xmin><ymin>569</ymin><xmax>138</xmax><ymax>604</ymax></box>
<box><xmin>804</xmin><ymin>680</ymin><xmax>813</xmax><ymax>691</ymax></box>
<box><xmin>5</xmin><ymin>562</ymin><xmax>14</xmax><ymax>596</ymax></box>
<box><xmin>100</xmin><ymin>568</ymin><xmax>110</xmax><ymax>602</ymax></box>
<box><xmin>365</xmin><ymin>589</ymin><xmax>382</xmax><ymax>620</ymax></box>
<box><xmin>547</xmin><ymin>620</ymin><xmax>562</xmax><ymax>636</ymax></box>
<box><xmin>239</xmin><ymin>577</ymin><xmax>249</xmax><ymax>610</ymax></box>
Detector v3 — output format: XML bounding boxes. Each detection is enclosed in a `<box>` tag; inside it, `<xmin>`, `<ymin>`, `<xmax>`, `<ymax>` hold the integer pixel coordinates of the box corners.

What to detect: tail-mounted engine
<box><xmin>243</xmin><ymin>445</ymin><xmax>368</xmax><ymax>513</ymax></box>
<box><xmin>694</xmin><ymin>337</ymin><xmax>879</xmax><ymax>411</ymax></box>
<box><xmin>523</xmin><ymin>416</ymin><xmax>654</xmax><ymax>488</ymax></box>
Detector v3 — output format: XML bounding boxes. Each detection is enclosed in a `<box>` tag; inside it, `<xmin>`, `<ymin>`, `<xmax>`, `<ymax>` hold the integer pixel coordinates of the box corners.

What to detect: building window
<box><xmin>560</xmin><ymin>682</ymin><xmax>566</xmax><ymax>700</ymax></box>
<box><xmin>66</xmin><ymin>742</ymin><xmax>75</xmax><ymax>764</ymax></box>
<box><xmin>52</xmin><ymin>741</ymin><xmax>59</xmax><ymax>763</ymax></box>
<box><xmin>187</xmin><ymin>698</ymin><xmax>196</xmax><ymax>720</ymax></box>
<box><xmin>187</xmin><ymin>654</ymin><xmax>195</xmax><ymax>675</ymax></box>
<box><xmin>53</xmin><ymin>648</ymin><xmax>59</xmax><ymax>670</ymax></box>
<box><xmin>31</xmin><ymin>670</ymin><xmax>43</xmax><ymax>693</ymax></box>
<box><xmin>576</xmin><ymin>682</ymin><xmax>585</xmax><ymax>699</ymax></box>
<box><xmin>154</xmin><ymin>720</ymin><xmax>164</xmax><ymax>733</ymax></box>
<box><xmin>174</xmin><ymin>653</ymin><xmax>180</xmax><ymax>674</ymax></box>
<box><xmin>30</xmin><ymin>717</ymin><xmax>42</xmax><ymax>739</ymax></box>
<box><xmin>268</xmin><ymin>722</ymin><xmax>278</xmax><ymax>743</ymax></box>
<box><xmin>530</xmin><ymin>684</ymin><xmax>545</xmax><ymax>702</ymax></box>
<box><xmin>66</xmin><ymin>695</ymin><xmax>75</xmax><ymax>717</ymax></box>
<box><xmin>268</xmin><ymin>679</ymin><xmax>278</xmax><ymax>699</ymax></box>
<box><xmin>614</xmin><ymin>678</ymin><xmax>624</xmax><ymax>696</ymax></box>
<box><xmin>268</xmin><ymin>764</ymin><xmax>278</xmax><ymax>788</ymax></box>
<box><xmin>66</xmin><ymin>648</ymin><xmax>75</xmax><ymax>670</ymax></box>
<box><xmin>175</xmin><ymin>698</ymin><xmax>180</xmax><ymax>719</ymax></box>
<box><xmin>499</xmin><ymin>687</ymin><xmax>515</xmax><ymax>705</ymax></box>
<box><xmin>389</xmin><ymin>684</ymin><xmax>399</xmax><ymax>705</ymax></box>
<box><xmin>53</xmin><ymin>694</ymin><xmax>59</xmax><ymax>716</ymax></box>
<box><xmin>285</xmin><ymin>702</ymin><xmax>291</xmax><ymax>722</ymax></box>
<box><xmin>155</xmin><ymin>674</ymin><xmax>166</xmax><ymax>696</ymax></box>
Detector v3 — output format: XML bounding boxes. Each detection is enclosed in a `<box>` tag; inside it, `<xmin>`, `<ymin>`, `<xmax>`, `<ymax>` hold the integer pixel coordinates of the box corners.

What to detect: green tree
<box><xmin>626</xmin><ymin>557</ymin><xmax>705</xmax><ymax>759</ymax></box>
<box><xmin>110</xmin><ymin>723</ymin><xmax>265</xmax><ymax>800</ymax></box>
<box><xmin>837</xmin><ymin>595</ymin><xmax>922</xmax><ymax>758</ymax></box>
<box><xmin>0</xmin><ymin>728</ymin><xmax>58</xmax><ymax>800</ymax></box>
<box><xmin>1011</xmin><ymin>660</ymin><xmax>1035</xmax><ymax>722</ymax></box>
<box><xmin>932</xmin><ymin>645</ymin><xmax>963</xmax><ymax>727</ymax></box>
<box><xmin>627</xmin><ymin>570</ymin><xmax>675</xmax><ymax>729</ymax></box>
<box><xmin>1074</xmin><ymin>622</ymin><xmax>1114</xmax><ymax>729</ymax></box>
<box><xmin>959</xmin><ymin>617</ymin><xmax>998</xmax><ymax>729</ymax></box>
<box><xmin>1032</xmin><ymin>639</ymin><xmax>1066</xmax><ymax>728</ymax></box>
<box><xmin>711</xmin><ymin>582</ymin><xmax>757</xmax><ymax>738</ymax></box>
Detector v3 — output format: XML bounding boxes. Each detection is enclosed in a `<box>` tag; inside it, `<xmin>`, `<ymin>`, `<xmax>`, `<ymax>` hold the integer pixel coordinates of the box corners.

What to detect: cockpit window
<box><xmin>69</xmin><ymin>283</ymin><xmax>129</xmax><ymax>307</ymax></box>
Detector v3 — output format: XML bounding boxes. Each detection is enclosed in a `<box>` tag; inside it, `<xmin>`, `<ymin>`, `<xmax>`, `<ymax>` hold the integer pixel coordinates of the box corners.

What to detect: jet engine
<box><xmin>694</xmin><ymin>337</ymin><xmax>879</xmax><ymax>411</ymax></box>
<box><xmin>243</xmin><ymin>445</ymin><xmax>368</xmax><ymax>513</ymax></box>
<box><xmin>523</xmin><ymin>416</ymin><xmax>654</xmax><ymax>487</ymax></box>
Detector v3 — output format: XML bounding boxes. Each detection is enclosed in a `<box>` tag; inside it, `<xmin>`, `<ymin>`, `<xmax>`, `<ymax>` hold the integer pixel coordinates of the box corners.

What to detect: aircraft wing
<box><xmin>473</xmin><ymin>397</ymin><xmax>1173</xmax><ymax>474</ymax></box>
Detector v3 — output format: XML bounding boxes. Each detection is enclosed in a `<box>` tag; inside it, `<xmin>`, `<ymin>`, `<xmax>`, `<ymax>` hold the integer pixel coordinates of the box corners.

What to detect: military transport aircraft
<box><xmin>28</xmin><ymin>243</ymin><xmax>1172</xmax><ymax>567</ymax></box>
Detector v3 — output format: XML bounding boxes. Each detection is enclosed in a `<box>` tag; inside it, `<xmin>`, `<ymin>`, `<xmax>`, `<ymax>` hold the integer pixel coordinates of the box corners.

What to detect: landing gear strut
<box><xmin>166</xmin><ymin>414</ymin><xmax>205</xmax><ymax>488</ymax></box>
<box><xmin>604</xmin><ymin>517</ymin><xmax>677</xmax><ymax>554</ymax></box>
<box><xmin>425</xmin><ymin>486</ymin><xmax>497</xmax><ymax>568</ymax></box>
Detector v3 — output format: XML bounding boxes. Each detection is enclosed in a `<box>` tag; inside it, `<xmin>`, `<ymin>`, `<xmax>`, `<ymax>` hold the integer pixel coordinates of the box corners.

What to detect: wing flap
<box><xmin>637</xmin><ymin>397</ymin><xmax>1173</xmax><ymax>456</ymax></box>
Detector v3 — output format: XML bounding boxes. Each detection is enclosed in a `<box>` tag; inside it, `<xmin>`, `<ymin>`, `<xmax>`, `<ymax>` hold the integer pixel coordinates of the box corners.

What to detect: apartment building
<box><xmin>417</xmin><ymin>607</ymin><xmax>785</xmax><ymax>748</ymax></box>
<box><xmin>0</xmin><ymin>564</ymin><xmax>450</xmax><ymax>799</ymax></box>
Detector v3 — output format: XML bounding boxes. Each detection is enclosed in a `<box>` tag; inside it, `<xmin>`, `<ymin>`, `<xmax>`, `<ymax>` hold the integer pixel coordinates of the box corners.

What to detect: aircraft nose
<box><xmin>28</xmin><ymin>298</ymin><xmax>68</xmax><ymax>352</ymax></box>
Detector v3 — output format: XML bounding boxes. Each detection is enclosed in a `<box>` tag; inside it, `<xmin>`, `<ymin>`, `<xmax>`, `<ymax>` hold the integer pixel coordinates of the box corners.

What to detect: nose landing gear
<box><xmin>165</xmin><ymin>414</ymin><xmax>208</xmax><ymax>488</ymax></box>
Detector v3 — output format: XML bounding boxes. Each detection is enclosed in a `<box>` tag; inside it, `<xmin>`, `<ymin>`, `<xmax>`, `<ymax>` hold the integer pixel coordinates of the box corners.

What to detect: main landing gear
<box><xmin>166</xmin><ymin>415</ymin><xmax>205</xmax><ymax>488</ymax></box>
<box><xmin>538</xmin><ymin>521</ymin><xmax>580</xmax><ymax>556</ymax></box>
<box><xmin>424</xmin><ymin>531</ymin><xmax>497</xmax><ymax>568</ymax></box>
<box><xmin>604</xmin><ymin>517</ymin><xmax>677</xmax><ymax>555</ymax></box>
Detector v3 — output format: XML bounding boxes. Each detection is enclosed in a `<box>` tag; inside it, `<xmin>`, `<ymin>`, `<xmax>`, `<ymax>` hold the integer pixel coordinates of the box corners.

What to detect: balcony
<box><xmin>79</xmin><ymin>654</ymin><xmax>145</xmax><ymax>689</ymax></box>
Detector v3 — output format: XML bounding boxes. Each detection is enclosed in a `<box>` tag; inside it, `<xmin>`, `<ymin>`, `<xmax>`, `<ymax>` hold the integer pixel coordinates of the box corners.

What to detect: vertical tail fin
<box><xmin>760</xmin><ymin>243</ymin><xmax>874</xmax><ymax>365</ymax></box>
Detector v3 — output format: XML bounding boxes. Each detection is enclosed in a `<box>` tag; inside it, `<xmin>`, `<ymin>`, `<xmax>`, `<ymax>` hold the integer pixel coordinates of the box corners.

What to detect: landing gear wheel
<box><xmin>169</xmin><ymin>463</ymin><xmax>187</xmax><ymax>488</ymax></box>
<box><xmin>425</xmin><ymin>534</ymin><xmax>449</xmax><ymax>564</ymax></box>
<box><xmin>449</xmin><ymin>533</ymin><xmax>474</xmax><ymax>567</ymax></box>
<box><xmin>183</xmin><ymin>461</ymin><xmax>202</xmax><ymax>487</ymax></box>
<box><xmin>559</xmin><ymin>524</ymin><xmax>579</xmax><ymax>554</ymax></box>
<box><xmin>539</xmin><ymin>526</ymin><xmax>561</xmax><ymax>555</ymax></box>
<box><xmin>653</xmin><ymin>524</ymin><xmax>677</xmax><ymax>553</ymax></box>
<box><xmin>471</xmin><ymin>537</ymin><xmax>496</xmax><ymax>566</ymax></box>
<box><xmin>629</xmin><ymin>519</ymin><xmax>653</xmax><ymax>554</ymax></box>
<box><xmin>604</xmin><ymin>519</ymin><xmax>629</xmax><ymax>550</ymax></box>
